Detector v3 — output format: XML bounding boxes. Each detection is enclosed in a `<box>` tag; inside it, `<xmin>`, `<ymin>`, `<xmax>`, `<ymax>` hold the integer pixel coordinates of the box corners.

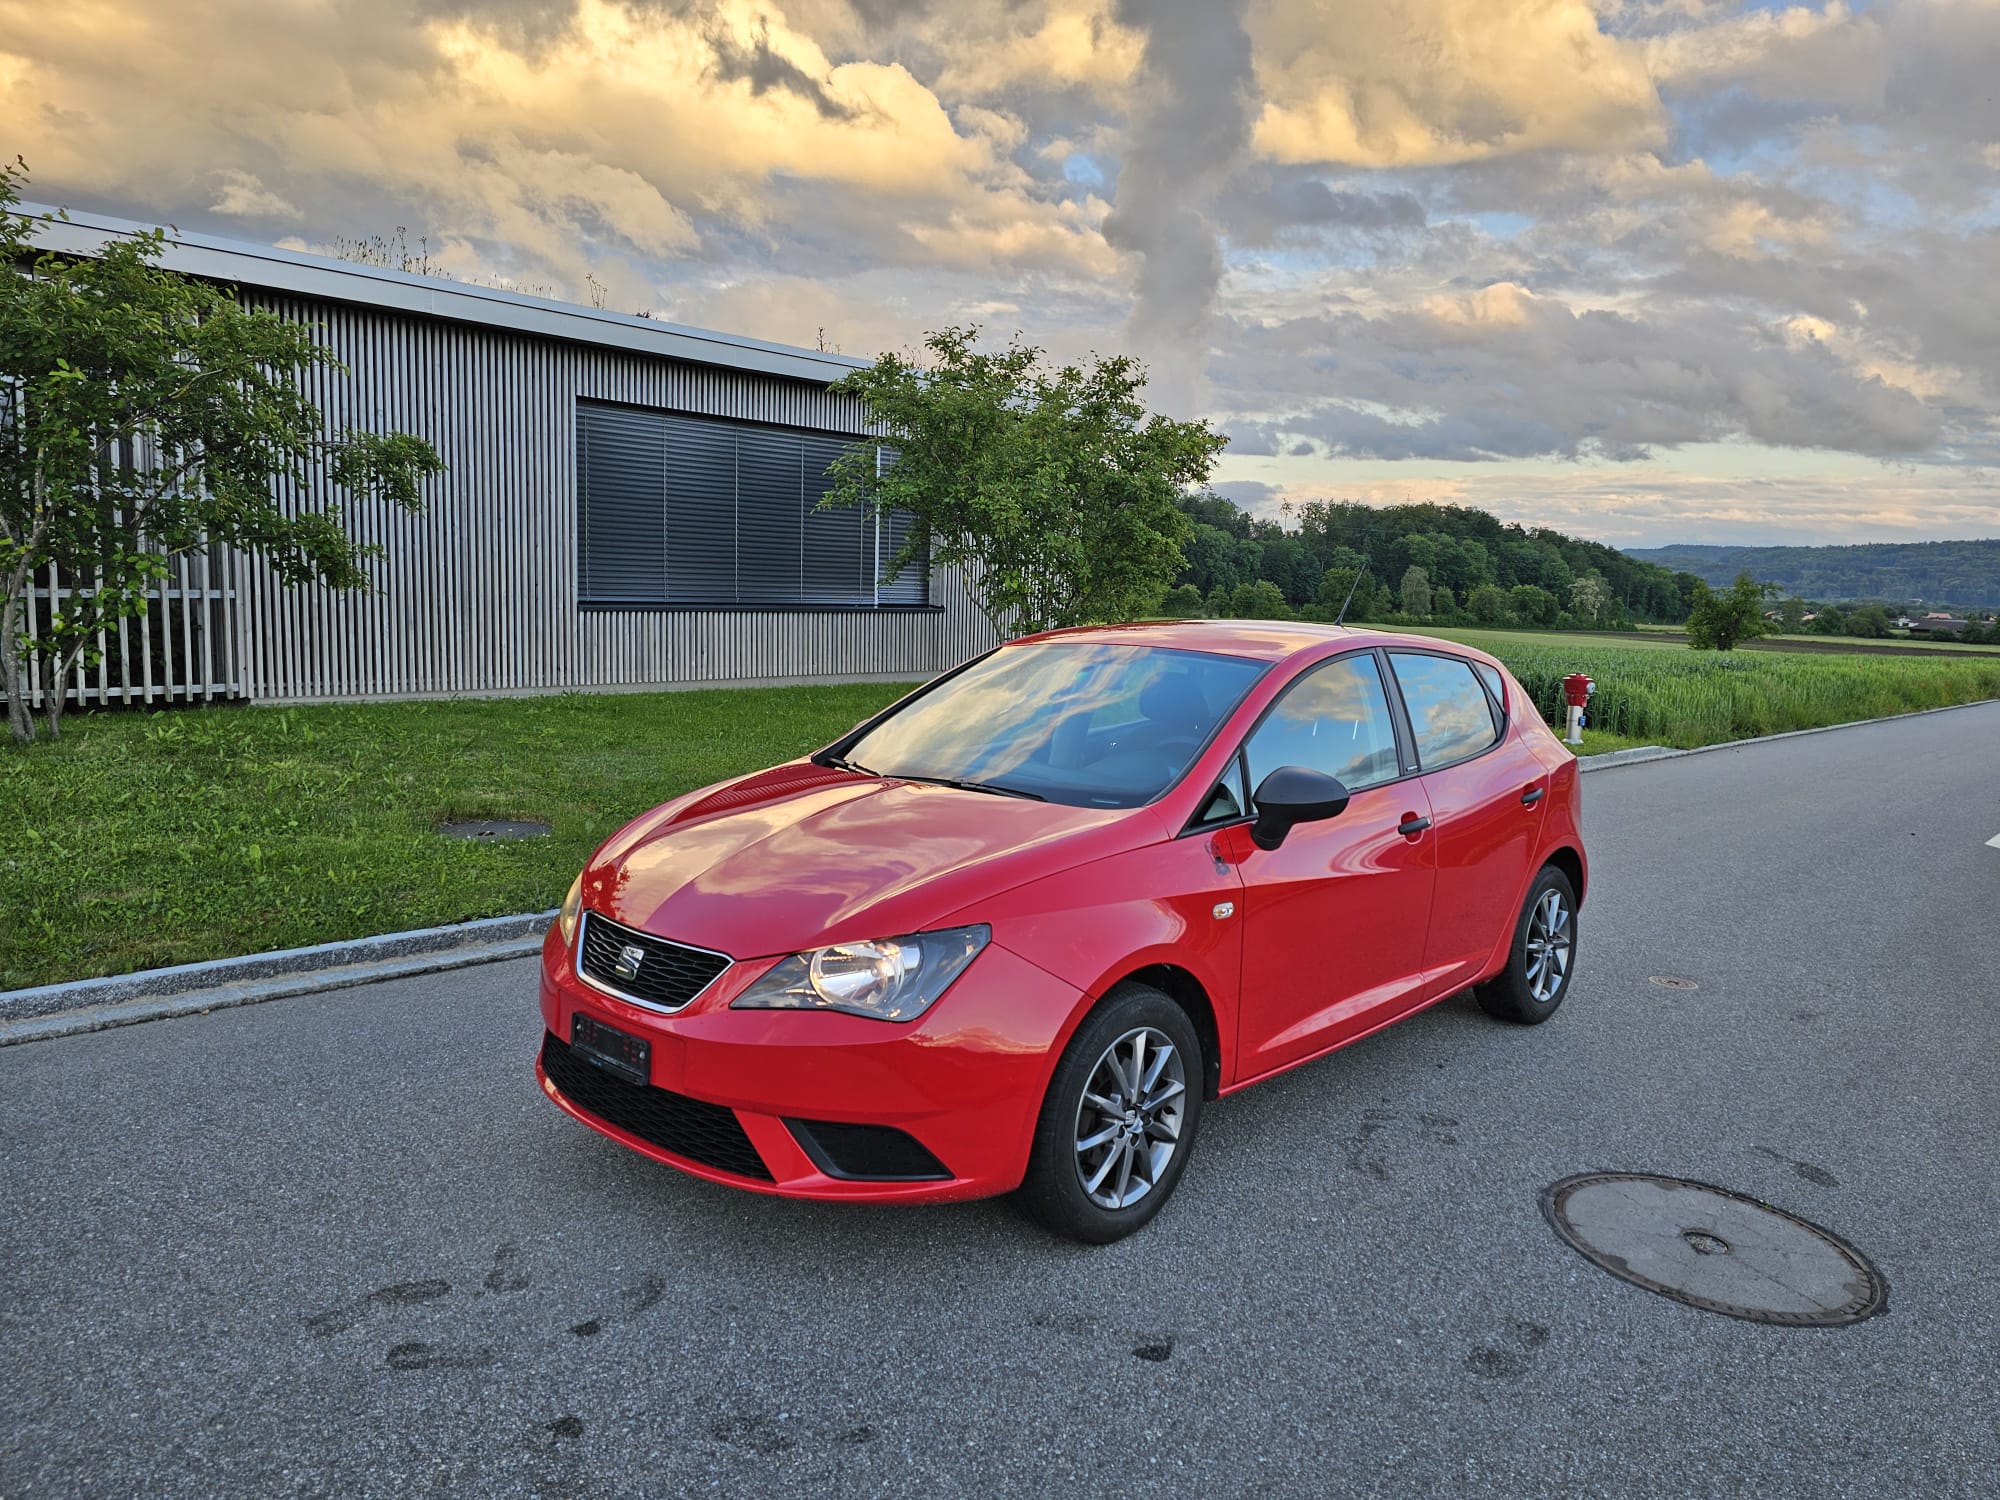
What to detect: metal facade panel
<box><xmin>225</xmin><ymin>295</ymin><xmax>994</xmax><ymax>704</ymax></box>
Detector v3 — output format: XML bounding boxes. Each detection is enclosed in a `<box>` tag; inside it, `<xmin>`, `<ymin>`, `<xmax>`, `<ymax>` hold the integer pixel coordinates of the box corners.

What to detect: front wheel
<box><xmin>1476</xmin><ymin>865</ymin><xmax>1579</xmax><ymax>1025</ymax></box>
<box><xmin>1019</xmin><ymin>983</ymin><xmax>1204</xmax><ymax>1244</ymax></box>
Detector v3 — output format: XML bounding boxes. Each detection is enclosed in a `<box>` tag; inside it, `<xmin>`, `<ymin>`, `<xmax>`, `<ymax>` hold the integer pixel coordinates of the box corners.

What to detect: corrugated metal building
<box><xmin>12</xmin><ymin>207</ymin><xmax>995</xmax><ymax>708</ymax></box>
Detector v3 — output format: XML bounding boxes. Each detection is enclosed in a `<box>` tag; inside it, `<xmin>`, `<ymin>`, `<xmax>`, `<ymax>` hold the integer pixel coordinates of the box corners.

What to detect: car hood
<box><xmin>586</xmin><ymin>764</ymin><xmax>1145</xmax><ymax>959</ymax></box>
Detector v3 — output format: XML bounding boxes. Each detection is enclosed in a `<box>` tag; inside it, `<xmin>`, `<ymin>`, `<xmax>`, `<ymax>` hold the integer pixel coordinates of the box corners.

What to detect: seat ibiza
<box><xmin>538</xmin><ymin>622</ymin><xmax>1586</xmax><ymax>1242</ymax></box>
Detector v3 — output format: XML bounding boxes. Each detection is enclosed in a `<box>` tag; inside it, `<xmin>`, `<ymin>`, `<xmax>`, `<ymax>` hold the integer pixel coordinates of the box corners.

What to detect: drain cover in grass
<box><xmin>440</xmin><ymin>819</ymin><xmax>552</xmax><ymax>841</ymax></box>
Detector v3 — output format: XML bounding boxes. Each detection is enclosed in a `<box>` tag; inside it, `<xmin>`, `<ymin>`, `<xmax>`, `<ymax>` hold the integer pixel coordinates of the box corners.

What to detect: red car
<box><xmin>538</xmin><ymin>622</ymin><xmax>1586</xmax><ymax>1242</ymax></box>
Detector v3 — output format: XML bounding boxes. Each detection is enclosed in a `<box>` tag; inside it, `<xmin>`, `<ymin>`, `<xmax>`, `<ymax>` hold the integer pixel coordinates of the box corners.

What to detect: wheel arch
<box><xmin>1119</xmin><ymin>963</ymin><xmax>1224</xmax><ymax>1101</ymax></box>
<box><xmin>1544</xmin><ymin>843</ymin><xmax>1586</xmax><ymax>906</ymax></box>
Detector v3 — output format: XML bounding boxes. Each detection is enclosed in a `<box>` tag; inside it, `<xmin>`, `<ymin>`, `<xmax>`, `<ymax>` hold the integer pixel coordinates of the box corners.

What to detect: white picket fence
<box><xmin>3</xmin><ymin>547</ymin><xmax>245</xmax><ymax>709</ymax></box>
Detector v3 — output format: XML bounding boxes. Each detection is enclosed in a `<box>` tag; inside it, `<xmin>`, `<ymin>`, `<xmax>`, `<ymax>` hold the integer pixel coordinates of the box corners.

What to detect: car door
<box><xmin>1386</xmin><ymin>651</ymin><xmax>1549</xmax><ymax>995</ymax></box>
<box><xmin>1216</xmin><ymin>650</ymin><xmax>1437</xmax><ymax>1084</ymax></box>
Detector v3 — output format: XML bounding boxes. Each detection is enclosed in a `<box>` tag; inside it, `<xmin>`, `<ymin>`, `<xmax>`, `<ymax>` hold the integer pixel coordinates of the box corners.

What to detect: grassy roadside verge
<box><xmin>1</xmin><ymin>684</ymin><xmax>915</xmax><ymax>991</ymax></box>
<box><xmin>7</xmin><ymin>639</ymin><xmax>1998</xmax><ymax>990</ymax></box>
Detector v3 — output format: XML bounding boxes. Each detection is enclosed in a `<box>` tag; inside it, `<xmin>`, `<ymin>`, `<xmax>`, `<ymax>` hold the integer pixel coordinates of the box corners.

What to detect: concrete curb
<box><xmin>0</xmin><ymin>911</ymin><xmax>555</xmax><ymax>1047</ymax></box>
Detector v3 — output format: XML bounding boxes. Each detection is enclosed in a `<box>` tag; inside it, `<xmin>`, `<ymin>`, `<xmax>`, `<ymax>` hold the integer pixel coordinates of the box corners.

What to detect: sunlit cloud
<box><xmin>3</xmin><ymin>0</ymin><xmax>1996</xmax><ymax>545</ymax></box>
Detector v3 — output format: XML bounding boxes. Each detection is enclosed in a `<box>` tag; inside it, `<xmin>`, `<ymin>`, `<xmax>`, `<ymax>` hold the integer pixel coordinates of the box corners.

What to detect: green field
<box><xmin>7</xmin><ymin>633</ymin><xmax>1999</xmax><ymax>989</ymax></box>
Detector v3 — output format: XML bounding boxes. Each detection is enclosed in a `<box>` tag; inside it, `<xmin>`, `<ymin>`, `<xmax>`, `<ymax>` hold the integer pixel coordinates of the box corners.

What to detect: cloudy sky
<box><xmin>5</xmin><ymin>0</ymin><xmax>1998</xmax><ymax>546</ymax></box>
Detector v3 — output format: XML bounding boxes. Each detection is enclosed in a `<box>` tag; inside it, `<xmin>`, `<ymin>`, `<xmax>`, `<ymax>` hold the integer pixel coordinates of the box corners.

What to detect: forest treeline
<box><xmin>1163</xmin><ymin>497</ymin><xmax>1696</xmax><ymax>627</ymax></box>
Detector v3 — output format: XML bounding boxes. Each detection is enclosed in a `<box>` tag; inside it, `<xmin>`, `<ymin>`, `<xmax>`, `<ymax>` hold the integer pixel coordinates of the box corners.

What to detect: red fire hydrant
<box><xmin>1562</xmin><ymin>674</ymin><xmax>1594</xmax><ymax>745</ymax></box>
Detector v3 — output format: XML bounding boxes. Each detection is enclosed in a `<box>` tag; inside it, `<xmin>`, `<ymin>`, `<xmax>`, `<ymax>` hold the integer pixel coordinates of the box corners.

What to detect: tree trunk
<box><xmin>41</xmin><ymin>637</ymin><xmax>88</xmax><ymax>742</ymax></box>
<box><xmin>0</xmin><ymin>573</ymin><xmax>33</xmax><ymax>745</ymax></box>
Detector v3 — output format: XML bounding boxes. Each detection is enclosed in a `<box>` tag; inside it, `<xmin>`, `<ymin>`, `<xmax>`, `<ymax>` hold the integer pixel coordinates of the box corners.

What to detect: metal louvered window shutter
<box><xmin>577</xmin><ymin>402</ymin><xmax>926</xmax><ymax>608</ymax></box>
<box><xmin>577</xmin><ymin>404</ymin><xmax>668</xmax><ymax>603</ymax></box>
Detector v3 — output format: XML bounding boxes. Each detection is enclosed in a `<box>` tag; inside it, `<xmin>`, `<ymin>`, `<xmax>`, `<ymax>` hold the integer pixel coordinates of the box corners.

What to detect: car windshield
<box><xmin>840</xmin><ymin>642</ymin><xmax>1268</xmax><ymax>809</ymax></box>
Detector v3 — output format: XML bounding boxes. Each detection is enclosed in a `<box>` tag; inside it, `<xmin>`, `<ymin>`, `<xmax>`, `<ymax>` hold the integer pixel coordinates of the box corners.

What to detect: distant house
<box><xmin>1908</xmin><ymin>613</ymin><xmax>1969</xmax><ymax>635</ymax></box>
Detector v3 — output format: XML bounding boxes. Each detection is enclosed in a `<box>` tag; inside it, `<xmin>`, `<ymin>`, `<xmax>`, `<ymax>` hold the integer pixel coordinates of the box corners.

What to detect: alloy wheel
<box><xmin>1072</xmin><ymin>1026</ymin><xmax>1187</xmax><ymax>1210</ymax></box>
<box><xmin>1525</xmin><ymin>887</ymin><xmax>1573</xmax><ymax>1002</ymax></box>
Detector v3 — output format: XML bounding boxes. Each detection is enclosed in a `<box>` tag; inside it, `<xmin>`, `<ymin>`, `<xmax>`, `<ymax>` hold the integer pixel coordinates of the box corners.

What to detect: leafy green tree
<box><xmin>1431</xmin><ymin>584</ymin><xmax>1458</xmax><ymax>619</ymax></box>
<box><xmin>1509</xmin><ymin>583</ymin><xmax>1559</xmax><ymax>626</ymax></box>
<box><xmin>1844</xmin><ymin>603</ymin><xmax>1891</xmax><ymax>638</ymax></box>
<box><xmin>1</xmin><ymin>162</ymin><xmax>444</xmax><ymax>743</ymax></box>
<box><xmin>1157</xmin><ymin>583</ymin><xmax>1204</xmax><ymax>618</ymax></box>
<box><xmin>1181</xmin><ymin>524</ymin><xmax>1242</xmax><ymax>594</ymax></box>
<box><xmin>1779</xmin><ymin>596</ymin><xmax>1807</xmax><ymax>633</ymax></box>
<box><xmin>824</xmin><ymin>327</ymin><xmax>1225</xmax><ymax>638</ymax></box>
<box><xmin>1315</xmin><ymin>567</ymin><xmax>1372</xmax><ymax>621</ymax></box>
<box><xmin>1467</xmin><ymin>583</ymin><xmax>1514</xmax><ymax>625</ymax></box>
<box><xmin>1227</xmin><ymin>579</ymin><xmax>1290</xmax><ymax>620</ymax></box>
<box><xmin>1399</xmin><ymin>564</ymin><xmax>1432</xmax><ymax>618</ymax></box>
<box><xmin>1685</xmin><ymin>572</ymin><xmax>1777</xmax><ymax>651</ymax></box>
<box><xmin>1811</xmin><ymin>605</ymin><xmax>1848</xmax><ymax>635</ymax></box>
<box><xmin>1203</xmin><ymin>585</ymin><xmax>1230</xmax><ymax>618</ymax></box>
<box><xmin>1570</xmin><ymin>573</ymin><xmax>1612</xmax><ymax>625</ymax></box>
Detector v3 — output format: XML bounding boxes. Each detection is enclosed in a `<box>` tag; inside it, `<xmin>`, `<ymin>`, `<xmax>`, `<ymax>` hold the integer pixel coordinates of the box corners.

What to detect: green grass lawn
<box><xmin>1</xmin><ymin>684</ymin><xmax>914</xmax><ymax>990</ymax></box>
<box><xmin>9</xmin><ymin>631</ymin><xmax>2000</xmax><ymax>990</ymax></box>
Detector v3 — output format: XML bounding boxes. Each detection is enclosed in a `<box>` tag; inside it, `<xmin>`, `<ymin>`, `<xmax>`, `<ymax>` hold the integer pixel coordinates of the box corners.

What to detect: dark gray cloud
<box><xmin>1101</xmin><ymin>0</ymin><xmax>1254</xmax><ymax>404</ymax></box>
<box><xmin>706</xmin><ymin>16</ymin><xmax>857</xmax><ymax>119</ymax></box>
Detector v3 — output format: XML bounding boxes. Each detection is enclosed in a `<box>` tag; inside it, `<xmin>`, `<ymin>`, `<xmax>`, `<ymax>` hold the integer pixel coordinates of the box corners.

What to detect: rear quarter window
<box><xmin>1389</xmin><ymin>652</ymin><xmax>1502</xmax><ymax>770</ymax></box>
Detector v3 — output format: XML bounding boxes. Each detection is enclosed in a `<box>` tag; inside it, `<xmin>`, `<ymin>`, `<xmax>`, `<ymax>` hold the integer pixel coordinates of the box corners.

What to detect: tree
<box><xmin>823</xmin><ymin>327</ymin><xmax>1225</xmax><ymax>638</ymax></box>
<box><xmin>1399</xmin><ymin>564</ymin><xmax>1432</xmax><ymax>618</ymax></box>
<box><xmin>1157</xmin><ymin>583</ymin><xmax>1204</xmax><ymax>618</ymax></box>
<box><xmin>1317</xmin><ymin>547</ymin><xmax>1382</xmax><ymax>622</ymax></box>
<box><xmin>1467</xmin><ymin>583</ymin><xmax>1514</xmax><ymax>625</ymax></box>
<box><xmin>1779</xmin><ymin>596</ymin><xmax>1807</xmax><ymax>633</ymax></box>
<box><xmin>1</xmin><ymin>162</ymin><xmax>445</xmax><ymax>742</ymax></box>
<box><xmin>1227</xmin><ymin>579</ymin><xmax>1290</xmax><ymax>620</ymax></box>
<box><xmin>1844</xmin><ymin>603</ymin><xmax>1891</xmax><ymax>638</ymax></box>
<box><xmin>1685</xmin><ymin>572</ymin><xmax>1777</xmax><ymax>651</ymax></box>
<box><xmin>1570</xmin><ymin>573</ymin><xmax>1612</xmax><ymax>625</ymax></box>
<box><xmin>1509</xmin><ymin>583</ymin><xmax>1558</xmax><ymax>626</ymax></box>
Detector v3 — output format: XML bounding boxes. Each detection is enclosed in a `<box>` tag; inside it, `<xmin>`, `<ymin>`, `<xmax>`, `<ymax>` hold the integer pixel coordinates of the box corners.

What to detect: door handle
<box><xmin>1520</xmin><ymin>786</ymin><xmax>1545</xmax><ymax>806</ymax></box>
<box><xmin>1398</xmin><ymin>814</ymin><xmax>1432</xmax><ymax>838</ymax></box>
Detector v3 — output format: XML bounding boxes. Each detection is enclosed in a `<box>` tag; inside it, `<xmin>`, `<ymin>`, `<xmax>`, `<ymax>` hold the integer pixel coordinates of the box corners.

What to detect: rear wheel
<box><xmin>1476</xmin><ymin>866</ymin><xmax>1578</xmax><ymax>1025</ymax></box>
<box><xmin>1019</xmin><ymin>983</ymin><xmax>1204</xmax><ymax>1244</ymax></box>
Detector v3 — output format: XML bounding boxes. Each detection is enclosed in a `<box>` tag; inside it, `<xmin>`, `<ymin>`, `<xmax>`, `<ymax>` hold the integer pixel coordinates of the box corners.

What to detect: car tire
<box><xmin>1019</xmin><ymin>983</ymin><xmax>1205</xmax><ymax>1244</ymax></box>
<box><xmin>1476</xmin><ymin>865</ymin><xmax>1579</xmax><ymax>1025</ymax></box>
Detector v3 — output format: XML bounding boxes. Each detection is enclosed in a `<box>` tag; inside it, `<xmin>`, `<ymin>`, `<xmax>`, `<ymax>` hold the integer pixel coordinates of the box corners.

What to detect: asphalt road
<box><xmin>5</xmin><ymin>705</ymin><xmax>1998</xmax><ymax>1499</ymax></box>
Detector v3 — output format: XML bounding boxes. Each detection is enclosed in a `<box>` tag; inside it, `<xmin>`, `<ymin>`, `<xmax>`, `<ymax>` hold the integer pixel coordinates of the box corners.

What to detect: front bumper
<box><xmin>536</xmin><ymin>922</ymin><xmax>1085</xmax><ymax>1202</ymax></box>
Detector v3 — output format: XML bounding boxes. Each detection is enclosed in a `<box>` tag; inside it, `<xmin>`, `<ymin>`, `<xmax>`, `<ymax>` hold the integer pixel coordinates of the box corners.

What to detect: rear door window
<box><xmin>1389</xmin><ymin>652</ymin><xmax>1502</xmax><ymax>770</ymax></box>
<box><xmin>1243</xmin><ymin>654</ymin><xmax>1402</xmax><ymax>794</ymax></box>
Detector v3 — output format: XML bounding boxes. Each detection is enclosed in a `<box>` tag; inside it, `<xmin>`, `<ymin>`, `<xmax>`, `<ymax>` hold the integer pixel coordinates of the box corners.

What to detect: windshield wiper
<box><xmin>814</xmin><ymin>752</ymin><xmax>877</xmax><ymax>776</ymax></box>
<box><xmin>889</xmin><ymin>773</ymin><xmax>1045</xmax><ymax>801</ymax></box>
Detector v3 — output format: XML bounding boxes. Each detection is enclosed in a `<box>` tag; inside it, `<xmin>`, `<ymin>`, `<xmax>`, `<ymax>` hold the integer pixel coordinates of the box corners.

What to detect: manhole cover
<box><xmin>1541</xmin><ymin>1173</ymin><xmax>1887</xmax><ymax>1327</ymax></box>
<box><xmin>440</xmin><ymin>819</ymin><xmax>552</xmax><ymax>840</ymax></box>
<box><xmin>1648</xmin><ymin>975</ymin><xmax>1700</xmax><ymax>990</ymax></box>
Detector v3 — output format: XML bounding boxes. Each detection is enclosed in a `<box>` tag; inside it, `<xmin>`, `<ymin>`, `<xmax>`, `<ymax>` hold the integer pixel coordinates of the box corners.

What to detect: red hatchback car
<box><xmin>538</xmin><ymin>622</ymin><xmax>1585</xmax><ymax>1241</ymax></box>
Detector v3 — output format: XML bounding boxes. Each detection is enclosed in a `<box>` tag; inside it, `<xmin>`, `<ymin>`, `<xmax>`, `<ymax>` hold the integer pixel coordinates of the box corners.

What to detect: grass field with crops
<box><xmin>1407</xmin><ymin>627</ymin><xmax>2000</xmax><ymax>747</ymax></box>
<box><xmin>7</xmin><ymin>631</ymin><xmax>1998</xmax><ymax>988</ymax></box>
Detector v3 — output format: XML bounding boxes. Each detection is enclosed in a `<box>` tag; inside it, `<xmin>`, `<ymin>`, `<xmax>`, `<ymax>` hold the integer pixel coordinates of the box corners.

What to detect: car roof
<box><xmin>1008</xmin><ymin>619</ymin><xmax>1501</xmax><ymax>666</ymax></box>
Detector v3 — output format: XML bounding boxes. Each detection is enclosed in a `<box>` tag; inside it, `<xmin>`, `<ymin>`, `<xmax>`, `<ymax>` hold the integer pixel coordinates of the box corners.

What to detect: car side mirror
<box><xmin>1250</xmin><ymin>766</ymin><xmax>1351</xmax><ymax>851</ymax></box>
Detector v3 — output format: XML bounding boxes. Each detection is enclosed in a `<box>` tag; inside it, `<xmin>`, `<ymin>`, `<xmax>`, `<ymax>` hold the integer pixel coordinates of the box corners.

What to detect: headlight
<box><xmin>731</xmin><ymin>924</ymin><xmax>989</xmax><ymax>1023</ymax></box>
<box><xmin>557</xmin><ymin>874</ymin><xmax>583</xmax><ymax>946</ymax></box>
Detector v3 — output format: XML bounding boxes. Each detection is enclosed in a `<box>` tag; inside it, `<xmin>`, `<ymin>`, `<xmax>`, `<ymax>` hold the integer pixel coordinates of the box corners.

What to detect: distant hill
<box><xmin>1624</xmin><ymin>540</ymin><xmax>2000</xmax><ymax>608</ymax></box>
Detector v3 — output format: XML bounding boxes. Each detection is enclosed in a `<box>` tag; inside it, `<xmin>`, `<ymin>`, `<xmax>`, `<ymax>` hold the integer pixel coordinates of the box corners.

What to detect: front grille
<box><xmin>541</xmin><ymin>1032</ymin><xmax>772</xmax><ymax>1181</ymax></box>
<box><xmin>787</xmin><ymin>1118</ymin><xmax>952</xmax><ymax>1181</ymax></box>
<box><xmin>577</xmin><ymin>912</ymin><xmax>731</xmax><ymax>1012</ymax></box>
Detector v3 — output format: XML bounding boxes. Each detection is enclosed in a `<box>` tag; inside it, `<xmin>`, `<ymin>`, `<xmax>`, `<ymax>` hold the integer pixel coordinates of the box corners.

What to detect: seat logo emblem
<box><xmin>1212</xmin><ymin>901</ymin><xmax>1235</xmax><ymax>919</ymax></box>
<box><xmin>613</xmin><ymin>943</ymin><xmax>646</xmax><ymax>980</ymax></box>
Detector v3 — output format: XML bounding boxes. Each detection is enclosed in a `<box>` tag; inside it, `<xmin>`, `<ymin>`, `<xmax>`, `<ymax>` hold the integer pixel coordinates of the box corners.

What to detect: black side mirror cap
<box><xmin>1250</xmin><ymin>766</ymin><xmax>1352</xmax><ymax>851</ymax></box>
